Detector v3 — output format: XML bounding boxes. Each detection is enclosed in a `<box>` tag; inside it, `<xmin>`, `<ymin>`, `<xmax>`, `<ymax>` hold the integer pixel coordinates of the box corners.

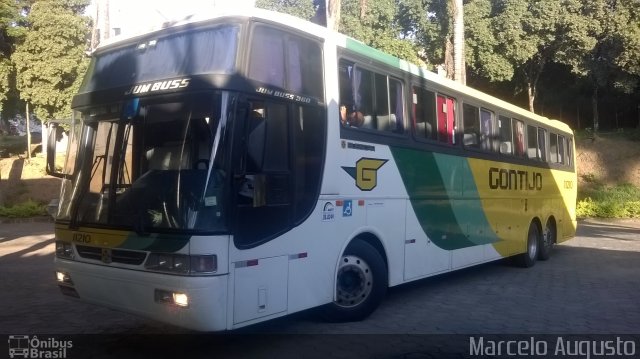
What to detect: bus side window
<box><xmin>338</xmin><ymin>60</ymin><xmax>360</xmax><ymax>127</ymax></box>
<box><xmin>463</xmin><ymin>103</ymin><xmax>480</xmax><ymax>148</ymax></box>
<box><xmin>436</xmin><ymin>95</ymin><xmax>456</xmax><ymax>144</ymax></box>
<box><xmin>387</xmin><ymin>78</ymin><xmax>404</xmax><ymax>133</ymax></box>
<box><xmin>412</xmin><ymin>87</ymin><xmax>437</xmax><ymax>140</ymax></box>
<box><xmin>513</xmin><ymin>119</ymin><xmax>525</xmax><ymax>157</ymax></box>
<box><xmin>498</xmin><ymin>116</ymin><xmax>513</xmax><ymax>155</ymax></box>
<box><xmin>537</xmin><ymin>127</ymin><xmax>547</xmax><ymax>162</ymax></box>
<box><xmin>527</xmin><ymin>125</ymin><xmax>538</xmax><ymax>160</ymax></box>
<box><xmin>558</xmin><ymin>135</ymin><xmax>566</xmax><ymax>164</ymax></box>
<box><xmin>550</xmin><ymin>133</ymin><xmax>559</xmax><ymax>163</ymax></box>
<box><xmin>481</xmin><ymin>108</ymin><xmax>494</xmax><ymax>152</ymax></box>
<box><xmin>353</xmin><ymin>67</ymin><xmax>374</xmax><ymax>128</ymax></box>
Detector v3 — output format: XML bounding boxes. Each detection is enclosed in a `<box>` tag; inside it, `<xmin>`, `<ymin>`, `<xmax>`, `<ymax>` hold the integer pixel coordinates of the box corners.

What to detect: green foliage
<box><xmin>577</xmin><ymin>184</ymin><xmax>640</xmax><ymax>218</ymax></box>
<box><xmin>0</xmin><ymin>0</ymin><xmax>26</xmax><ymax>113</ymax></box>
<box><xmin>254</xmin><ymin>0</ymin><xmax>316</xmax><ymax>20</ymax></box>
<box><xmin>0</xmin><ymin>199</ymin><xmax>46</xmax><ymax>218</ymax></box>
<box><xmin>257</xmin><ymin>0</ymin><xmax>425</xmax><ymax>65</ymax></box>
<box><xmin>12</xmin><ymin>0</ymin><xmax>90</xmax><ymax>123</ymax></box>
<box><xmin>339</xmin><ymin>0</ymin><xmax>424</xmax><ymax>65</ymax></box>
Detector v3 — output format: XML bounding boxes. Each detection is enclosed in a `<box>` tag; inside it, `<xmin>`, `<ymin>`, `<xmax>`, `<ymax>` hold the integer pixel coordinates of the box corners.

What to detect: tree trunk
<box><xmin>101</xmin><ymin>0</ymin><xmax>110</xmax><ymax>42</ymax></box>
<box><xmin>42</xmin><ymin>119</ymin><xmax>47</xmax><ymax>158</ymax></box>
<box><xmin>527</xmin><ymin>82</ymin><xmax>535</xmax><ymax>113</ymax></box>
<box><xmin>90</xmin><ymin>0</ymin><xmax>99</xmax><ymax>50</ymax></box>
<box><xmin>592</xmin><ymin>85</ymin><xmax>599</xmax><ymax>133</ymax></box>
<box><xmin>452</xmin><ymin>0</ymin><xmax>465</xmax><ymax>84</ymax></box>
<box><xmin>326</xmin><ymin>0</ymin><xmax>341</xmax><ymax>31</ymax></box>
<box><xmin>26</xmin><ymin>103</ymin><xmax>31</xmax><ymax>159</ymax></box>
<box><xmin>444</xmin><ymin>37</ymin><xmax>454</xmax><ymax>80</ymax></box>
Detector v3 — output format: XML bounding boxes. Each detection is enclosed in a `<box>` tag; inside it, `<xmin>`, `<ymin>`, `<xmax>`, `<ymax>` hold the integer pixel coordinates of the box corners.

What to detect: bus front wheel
<box><xmin>323</xmin><ymin>239</ymin><xmax>388</xmax><ymax>322</ymax></box>
<box><xmin>514</xmin><ymin>222</ymin><xmax>540</xmax><ymax>268</ymax></box>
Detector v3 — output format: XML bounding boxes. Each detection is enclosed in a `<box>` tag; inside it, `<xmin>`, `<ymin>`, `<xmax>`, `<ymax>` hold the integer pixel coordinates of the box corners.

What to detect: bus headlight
<box><xmin>154</xmin><ymin>289</ymin><xmax>189</xmax><ymax>307</ymax></box>
<box><xmin>55</xmin><ymin>241</ymin><xmax>74</xmax><ymax>259</ymax></box>
<box><xmin>56</xmin><ymin>271</ymin><xmax>73</xmax><ymax>285</ymax></box>
<box><xmin>145</xmin><ymin>254</ymin><xmax>217</xmax><ymax>275</ymax></box>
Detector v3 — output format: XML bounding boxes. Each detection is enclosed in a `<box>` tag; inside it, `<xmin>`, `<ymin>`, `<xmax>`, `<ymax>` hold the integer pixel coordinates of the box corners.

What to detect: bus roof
<box><xmin>96</xmin><ymin>7</ymin><xmax>572</xmax><ymax>134</ymax></box>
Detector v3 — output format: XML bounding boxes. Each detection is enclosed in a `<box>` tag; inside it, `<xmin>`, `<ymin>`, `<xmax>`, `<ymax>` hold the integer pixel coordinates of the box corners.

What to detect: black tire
<box><xmin>322</xmin><ymin>239</ymin><xmax>388</xmax><ymax>322</ymax></box>
<box><xmin>514</xmin><ymin>222</ymin><xmax>540</xmax><ymax>268</ymax></box>
<box><xmin>538</xmin><ymin>219</ymin><xmax>556</xmax><ymax>261</ymax></box>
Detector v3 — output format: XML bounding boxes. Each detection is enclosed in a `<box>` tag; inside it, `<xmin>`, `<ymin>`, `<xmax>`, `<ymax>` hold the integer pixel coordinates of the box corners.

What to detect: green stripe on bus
<box><xmin>344</xmin><ymin>38</ymin><xmax>402</xmax><ymax>69</ymax></box>
<box><xmin>390</xmin><ymin>147</ymin><xmax>498</xmax><ymax>250</ymax></box>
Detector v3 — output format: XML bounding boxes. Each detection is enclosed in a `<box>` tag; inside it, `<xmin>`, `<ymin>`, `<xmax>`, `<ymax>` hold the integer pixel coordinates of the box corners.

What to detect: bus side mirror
<box><xmin>46</xmin><ymin>122</ymin><xmax>64</xmax><ymax>178</ymax></box>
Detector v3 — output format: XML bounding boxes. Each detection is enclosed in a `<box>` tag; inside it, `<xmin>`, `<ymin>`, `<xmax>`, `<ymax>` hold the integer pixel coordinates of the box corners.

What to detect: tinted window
<box><xmin>513</xmin><ymin>119</ymin><xmax>525</xmax><ymax>157</ymax></box>
<box><xmin>480</xmin><ymin>109</ymin><xmax>494</xmax><ymax>151</ymax></box>
<box><xmin>498</xmin><ymin>116</ymin><xmax>513</xmax><ymax>155</ymax></box>
<box><xmin>339</xmin><ymin>60</ymin><xmax>404</xmax><ymax>133</ymax></box>
<box><xmin>527</xmin><ymin>125</ymin><xmax>538</xmax><ymax>159</ymax></box>
<box><xmin>80</xmin><ymin>26</ymin><xmax>239</xmax><ymax>93</ymax></box>
<box><xmin>558</xmin><ymin>135</ymin><xmax>566</xmax><ymax>164</ymax></box>
<box><xmin>537</xmin><ymin>127</ymin><xmax>547</xmax><ymax>162</ymax></box>
<box><xmin>550</xmin><ymin>133</ymin><xmax>559</xmax><ymax>163</ymax></box>
<box><xmin>463</xmin><ymin>104</ymin><xmax>480</xmax><ymax>148</ymax></box>
<box><xmin>388</xmin><ymin>78</ymin><xmax>405</xmax><ymax>133</ymax></box>
<box><xmin>249</xmin><ymin>25</ymin><xmax>323</xmax><ymax>100</ymax></box>
<box><xmin>413</xmin><ymin>87</ymin><xmax>437</xmax><ymax>140</ymax></box>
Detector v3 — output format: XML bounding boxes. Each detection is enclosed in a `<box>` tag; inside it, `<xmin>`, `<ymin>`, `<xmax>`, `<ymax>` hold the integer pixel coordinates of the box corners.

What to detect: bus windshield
<box><xmin>57</xmin><ymin>92</ymin><xmax>231</xmax><ymax>233</ymax></box>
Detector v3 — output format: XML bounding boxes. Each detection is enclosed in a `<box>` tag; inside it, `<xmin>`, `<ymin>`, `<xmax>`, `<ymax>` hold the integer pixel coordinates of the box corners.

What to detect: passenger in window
<box><xmin>340</xmin><ymin>105</ymin><xmax>364</xmax><ymax>127</ymax></box>
<box><xmin>515</xmin><ymin>121</ymin><xmax>525</xmax><ymax>157</ymax></box>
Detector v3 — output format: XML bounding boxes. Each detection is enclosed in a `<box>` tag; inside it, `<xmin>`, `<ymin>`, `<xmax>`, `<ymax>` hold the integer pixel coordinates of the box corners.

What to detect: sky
<box><xmin>88</xmin><ymin>0</ymin><xmax>257</xmax><ymax>36</ymax></box>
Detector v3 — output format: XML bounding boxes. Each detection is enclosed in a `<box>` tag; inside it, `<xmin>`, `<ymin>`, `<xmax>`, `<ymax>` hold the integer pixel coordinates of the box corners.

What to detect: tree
<box><xmin>0</xmin><ymin>0</ymin><xmax>30</xmax><ymax>123</ymax></box>
<box><xmin>396</xmin><ymin>0</ymin><xmax>449</xmax><ymax>68</ymax></box>
<box><xmin>451</xmin><ymin>0</ymin><xmax>464</xmax><ymax>83</ymax></box>
<box><xmin>12</xmin><ymin>0</ymin><xmax>90</xmax><ymax>123</ymax></box>
<box><xmin>254</xmin><ymin>0</ymin><xmax>316</xmax><ymax>20</ymax></box>
<box><xmin>339</xmin><ymin>0</ymin><xmax>423</xmax><ymax>64</ymax></box>
<box><xmin>463</xmin><ymin>0</ymin><xmax>599</xmax><ymax>114</ymax></box>
<box><xmin>559</xmin><ymin>0</ymin><xmax>640</xmax><ymax>132</ymax></box>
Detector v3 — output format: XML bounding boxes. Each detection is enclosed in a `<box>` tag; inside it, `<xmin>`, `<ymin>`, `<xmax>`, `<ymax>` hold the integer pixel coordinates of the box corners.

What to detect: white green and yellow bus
<box><xmin>48</xmin><ymin>8</ymin><xmax>577</xmax><ymax>331</ymax></box>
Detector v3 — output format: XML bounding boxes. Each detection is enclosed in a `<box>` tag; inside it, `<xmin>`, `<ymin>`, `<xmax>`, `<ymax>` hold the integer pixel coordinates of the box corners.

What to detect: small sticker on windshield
<box><xmin>204</xmin><ymin>197</ymin><xmax>217</xmax><ymax>206</ymax></box>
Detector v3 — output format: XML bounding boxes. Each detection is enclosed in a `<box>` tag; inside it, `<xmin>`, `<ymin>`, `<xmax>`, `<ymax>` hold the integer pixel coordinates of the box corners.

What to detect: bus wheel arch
<box><xmin>323</xmin><ymin>233</ymin><xmax>388</xmax><ymax>322</ymax></box>
<box><xmin>539</xmin><ymin>216</ymin><xmax>557</xmax><ymax>261</ymax></box>
<box><xmin>514</xmin><ymin>218</ymin><xmax>542</xmax><ymax>268</ymax></box>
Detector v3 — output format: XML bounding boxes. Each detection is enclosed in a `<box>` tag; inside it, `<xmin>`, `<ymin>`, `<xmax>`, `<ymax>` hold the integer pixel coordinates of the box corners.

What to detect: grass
<box><xmin>0</xmin><ymin>199</ymin><xmax>47</xmax><ymax>218</ymax></box>
<box><xmin>577</xmin><ymin>183</ymin><xmax>640</xmax><ymax>218</ymax></box>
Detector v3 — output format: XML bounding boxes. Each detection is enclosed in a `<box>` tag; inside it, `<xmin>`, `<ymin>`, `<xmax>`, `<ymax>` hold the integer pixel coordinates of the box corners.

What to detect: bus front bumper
<box><xmin>54</xmin><ymin>258</ymin><xmax>229</xmax><ymax>332</ymax></box>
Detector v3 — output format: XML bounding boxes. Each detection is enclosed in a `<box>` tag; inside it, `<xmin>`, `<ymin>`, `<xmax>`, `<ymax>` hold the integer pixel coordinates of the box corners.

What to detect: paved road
<box><xmin>1</xmin><ymin>219</ymin><xmax>639</xmax><ymax>358</ymax></box>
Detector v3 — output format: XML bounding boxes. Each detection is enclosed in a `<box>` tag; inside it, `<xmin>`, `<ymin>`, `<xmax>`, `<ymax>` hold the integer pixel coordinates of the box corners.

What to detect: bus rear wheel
<box><xmin>538</xmin><ymin>219</ymin><xmax>556</xmax><ymax>261</ymax></box>
<box><xmin>322</xmin><ymin>239</ymin><xmax>387</xmax><ymax>322</ymax></box>
<box><xmin>514</xmin><ymin>222</ymin><xmax>540</xmax><ymax>268</ymax></box>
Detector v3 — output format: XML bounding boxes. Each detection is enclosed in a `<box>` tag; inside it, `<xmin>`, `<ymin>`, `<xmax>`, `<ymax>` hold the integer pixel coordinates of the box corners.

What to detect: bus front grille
<box><xmin>76</xmin><ymin>245</ymin><xmax>147</xmax><ymax>265</ymax></box>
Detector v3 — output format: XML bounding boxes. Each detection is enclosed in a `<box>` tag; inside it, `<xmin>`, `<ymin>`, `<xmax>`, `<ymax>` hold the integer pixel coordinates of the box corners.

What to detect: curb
<box><xmin>0</xmin><ymin>216</ymin><xmax>54</xmax><ymax>224</ymax></box>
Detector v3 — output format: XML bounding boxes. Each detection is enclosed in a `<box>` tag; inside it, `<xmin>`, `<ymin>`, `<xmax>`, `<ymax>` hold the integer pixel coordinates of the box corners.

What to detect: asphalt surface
<box><xmin>1</xmin><ymin>218</ymin><xmax>639</xmax><ymax>358</ymax></box>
